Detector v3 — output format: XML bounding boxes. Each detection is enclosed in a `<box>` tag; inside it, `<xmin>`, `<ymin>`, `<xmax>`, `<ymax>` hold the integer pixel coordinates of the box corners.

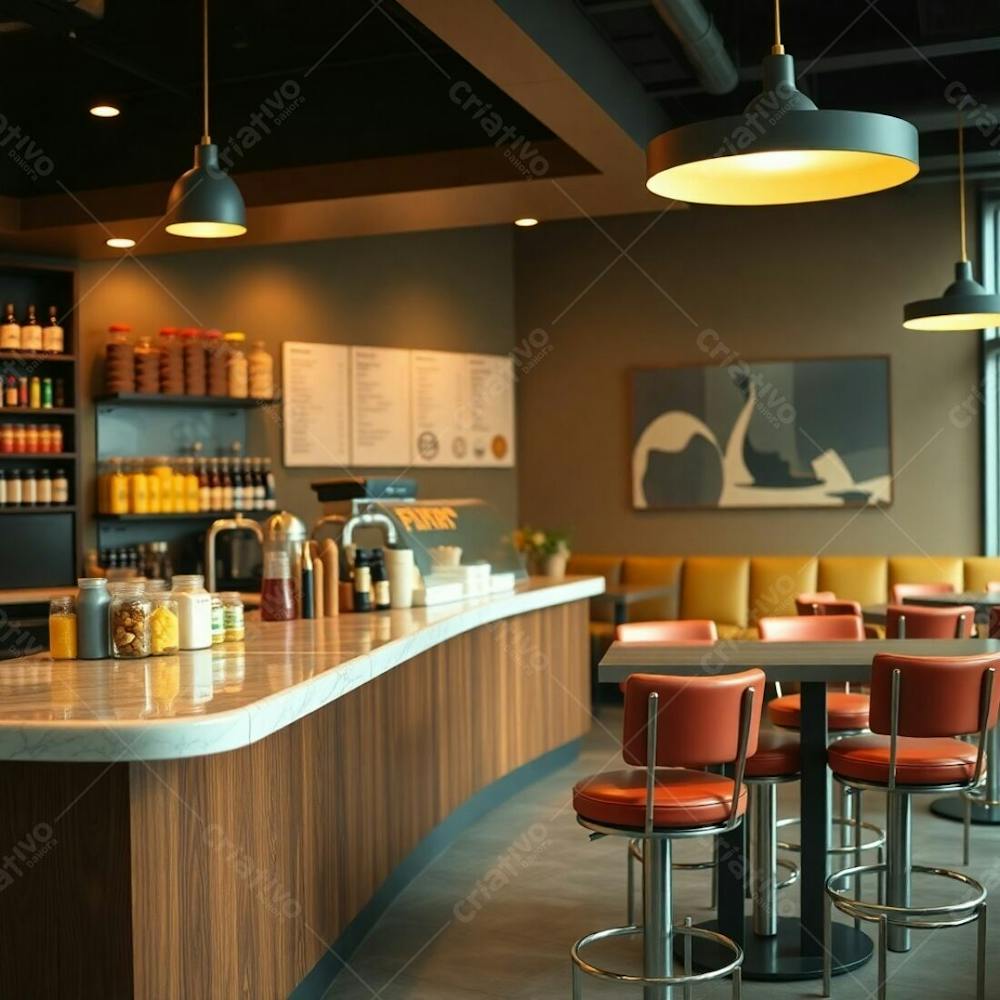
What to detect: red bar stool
<box><xmin>616</xmin><ymin>620</ymin><xmax>799</xmax><ymax>919</ymax></box>
<box><xmin>759</xmin><ymin>615</ymin><xmax>886</xmax><ymax>871</ymax></box>
<box><xmin>890</xmin><ymin>582</ymin><xmax>955</xmax><ymax>604</ymax></box>
<box><xmin>571</xmin><ymin>668</ymin><xmax>764</xmax><ymax>1000</ymax></box>
<box><xmin>823</xmin><ymin>652</ymin><xmax>998</xmax><ymax>999</ymax></box>
<box><xmin>884</xmin><ymin>603</ymin><xmax>975</xmax><ymax>639</ymax></box>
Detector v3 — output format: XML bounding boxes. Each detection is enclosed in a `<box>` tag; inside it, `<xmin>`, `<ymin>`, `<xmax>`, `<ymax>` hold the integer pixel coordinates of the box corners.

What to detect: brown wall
<box><xmin>77</xmin><ymin>225</ymin><xmax>517</xmax><ymax>540</ymax></box>
<box><xmin>514</xmin><ymin>183</ymin><xmax>983</xmax><ymax>556</ymax></box>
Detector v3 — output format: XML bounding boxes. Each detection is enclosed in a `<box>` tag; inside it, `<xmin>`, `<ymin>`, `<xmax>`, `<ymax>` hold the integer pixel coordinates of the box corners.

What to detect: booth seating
<box><xmin>568</xmin><ymin>554</ymin><xmax>1000</xmax><ymax>647</ymax></box>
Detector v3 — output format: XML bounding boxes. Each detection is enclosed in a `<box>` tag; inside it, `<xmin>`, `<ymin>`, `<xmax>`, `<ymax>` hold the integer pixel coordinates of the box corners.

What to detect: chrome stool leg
<box><xmin>964</xmin><ymin>793</ymin><xmax>973</xmax><ymax>866</ymax></box>
<box><xmin>840</xmin><ymin>780</ymin><xmax>854</xmax><ymax>849</ymax></box>
<box><xmin>750</xmin><ymin>781</ymin><xmax>777</xmax><ymax>937</ymax></box>
<box><xmin>822</xmin><ymin>889</ymin><xmax>832</xmax><ymax>997</ymax></box>
<box><xmin>877</xmin><ymin>914</ymin><xmax>889</xmax><ymax>1000</ymax></box>
<box><xmin>643</xmin><ymin>837</ymin><xmax>672</xmax><ymax>1000</ymax></box>
<box><xmin>627</xmin><ymin>839</ymin><xmax>637</xmax><ymax>925</ymax></box>
<box><xmin>978</xmin><ymin>904</ymin><xmax>988</xmax><ymax>1000</ymax></box>
<box><xmin>886</xmin><ymin>790</ymin><xmax>912</xmax><ymax>952</ymax></box>
<box><xmin>682</xmin><ymin>916</ymin><xmax>693</xmax><ymax>1000</ymax></box>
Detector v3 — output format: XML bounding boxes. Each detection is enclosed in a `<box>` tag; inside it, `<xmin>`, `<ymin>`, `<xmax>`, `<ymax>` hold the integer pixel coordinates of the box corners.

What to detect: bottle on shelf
<box><xmin>143</xmin><ymin>457</ymin><xmax>161</xmax><ymax>513</ymax></box>
<box><xmin>21</xmin><ymin>305</ymin><xmax>42</xmax><ymax>352</ymax></box>
<box><xmin>134</xmin><ymin>335</ymin><xmax>160</xmax><ymax>394</ymax></box>
<box><xmin>6</xmin><ymin>468</ymin><xmax>21</xmax><ymax>505</ymax></box>
<box><xmin>197</xmin><ymin>458</ymin><xmax>211</xmax><ymax>511</ymax></box>
<box><xmin>152</xmin><ymin>456</ymin><xmax>174</xmax><ymax>513</ymax></box>
<box><xmin>105</xmin><ymin>324</ymin><xmax>135</xmax><ymax>394</ymax></box>
<box><xmin>128</xmin><ymin>460</ymin><xmax>149</xmax><ymax>514</ymax></box>
<box><xmin>17</xmin><ymin>376</ymin><xmax>27</xmax><ymax>406</ymax></box>
<box><xmin>248</xmin><ymin>341</ymin><xmax>275</xmax><ymax>399</ymax></box>
<box><xmin>24</xmin><ymin>424</ymin><xmax>38</xmax><ymax>453</ymax></box>
<box><xmin>3</xmin><ymin>375</ymin><xmax>16</xmax><ymax>407</ymax></box>
<box><xmin>208</xmin><ymin>457</ymin><xmax>222</xmax><ymax>510</ymax></box>
<box><xmin>262</xmin><ymin>457</ymin><xmax>276</xmax><ymax>510</ymax></box>
<box><xmin>0</xmin><ymin>469</ymin><xmax>6</xmax><ymax>506</ymax></box>
<box><xmin>219</xmin><ymin>457</ymin><xmax>234</xmax><ymax>510</ymax></box>
<box><xmin>0</xmin><ymin>303</ymin><xmax>20</xmax><ymax>351</ymax></box>
<box><xmin>52</xmin><ymin>467</ymin><xmax>68</xmax><ymax>506</ymax></box>
<box><xmin>21</xmin><ymin>468</ymin><xmax>36</xmax><ymax>506</ymax></box>
<box><xmin>108</xmin><ymin>458</ymin><xmax>129</xmax><ymax>514</ymax></box>
<box><xmin>42</xmin><ymin>306</ymin><xmax>64</xmax><ymax>354</ymax></box>
<box><xmin>224</xmin><ymin>332</ymin><xmax>249</xmax><ymax>398</ymax></box>
<box><xmin>36</xmin><ymin>468</ymin><xmax>52</xmax><ymax>506</ymax></box>
<box><xmin>41</xmin><ymin>377</ymin><xmax>53</xmax><ymax>409</ymax></box>
<box><xmin>54</xmin><ymin>378</ymin><xmax>66</xmax><ymax>407</ymax></box>
<box><xmin>28</xmin><ymin>376</ymin><xmax>40</xmax><ymax>409</ymax></box>
<box><xmin>184</xmin><ymin>457</ymin><xmax>200</xmax><ymax>513</ymax></box>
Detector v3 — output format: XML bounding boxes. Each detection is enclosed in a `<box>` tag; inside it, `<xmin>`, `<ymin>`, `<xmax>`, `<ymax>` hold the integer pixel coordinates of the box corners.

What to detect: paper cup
<box><xmin>386</xmin><ymin>548</ymin><xmax>416</xmax><ymax>609</ymax></box>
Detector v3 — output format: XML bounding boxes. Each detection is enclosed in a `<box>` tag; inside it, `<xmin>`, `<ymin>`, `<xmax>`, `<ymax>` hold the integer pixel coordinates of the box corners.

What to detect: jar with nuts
<box><xmin>110</xmin><ymin>581</ymin><xmax>151</xmax><ymax>659</ymax></box>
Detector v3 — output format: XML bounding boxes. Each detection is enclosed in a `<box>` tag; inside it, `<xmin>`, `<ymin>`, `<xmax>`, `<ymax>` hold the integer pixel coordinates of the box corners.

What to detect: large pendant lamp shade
<box><xmin>902</xmin><ymin>124</ymin><xmax>1000</xmax><ymax>331</ymax></box>
<box><xmin>165</xmin><ymin>0</ymin><xmax>246</xmax><ymax>238</ymax></box>
<box><xmin>645</xmin><ymin>1</ymin><xmax>919</xmax><ymax>206</ymax></box>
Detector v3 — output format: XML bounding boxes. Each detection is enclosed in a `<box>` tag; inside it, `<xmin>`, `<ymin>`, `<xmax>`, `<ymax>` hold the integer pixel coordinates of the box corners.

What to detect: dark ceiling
<box><xmin>0</xmin><ymin>0</ymin><xmax>558</xmax><ymax>197</ymax></box>
<box><xmin>577</xmin><ymin>0</ymin><xmax>1000</xmax><ymax>170</ymax></box>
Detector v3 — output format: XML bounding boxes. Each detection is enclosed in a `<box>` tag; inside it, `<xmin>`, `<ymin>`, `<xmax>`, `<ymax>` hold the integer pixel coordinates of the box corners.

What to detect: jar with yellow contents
<box><xmin>151</xmin><ymin>457</ymin><xmax>174</xmax><ymax>513</ymax></box>
<box><xmin>49</xmin><ymin>596</ymin><xmax>78</xmax><ymax>659</ymax></box>
<box><xmin>108</xmin><ymin>457</ymin><xmax>129</xmax><ymax>514</ymax></box>
<box><xmin>147</xmin><ymin>581</ymin><xmax>179</xmax><ymax>656</ymax></box>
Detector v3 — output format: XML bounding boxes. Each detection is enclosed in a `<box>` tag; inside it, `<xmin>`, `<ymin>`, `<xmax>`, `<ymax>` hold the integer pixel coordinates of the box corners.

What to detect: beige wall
<box><xmin>514</xmin><ymin>183</ymin><xmax>983</xmax><ymax>556</ymax></box>
<box><xmin>77</xmin><ymin>226</ymin><xmax>517</xmax><ymax>541</ymax></box>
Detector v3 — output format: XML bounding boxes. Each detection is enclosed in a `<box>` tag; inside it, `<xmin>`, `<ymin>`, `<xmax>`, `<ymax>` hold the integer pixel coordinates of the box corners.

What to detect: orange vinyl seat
<box><xmin>884</xmin><ymin>603</ymin><xmax>976</xmax><ymax>639</ymax></box>
<box><xmin>744</xmin><ymin>730</ymin><xmax>801</xmax><ymax>778</ymax></box>
<box><xmin>890</xmin><ymin>581</ymin><xmax>955</xmax><ymax>604</ymax></box>
<box><xmin>828</xmin><ymin>735</ymin><xmax>979</xmax><ymax>786</ymax></box>
<box><xmin>768</xmin><ymin>691</ymin><xmax>871</xmax><ymax>731</ymax></box>
<box><xmin>573</xmin><ymin>768</ymin><xmax>747</xmax><ymax>829</ymax></box>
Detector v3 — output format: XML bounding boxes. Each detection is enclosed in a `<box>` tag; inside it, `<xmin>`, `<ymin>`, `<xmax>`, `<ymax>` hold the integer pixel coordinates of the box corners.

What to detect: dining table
<box><xmin>599</xmin><ymin>636</ymin><xmax>1000</xmax><ymax>982</ymax></box>
<box><xmin>590</xmin><ymin>581</ymin><xmax>679</xmax><ymax>629</ymax></box>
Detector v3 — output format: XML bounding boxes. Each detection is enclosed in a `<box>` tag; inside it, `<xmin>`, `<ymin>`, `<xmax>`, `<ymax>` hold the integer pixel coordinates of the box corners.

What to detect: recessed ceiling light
<box><xmin>106</xmin><ymin>237</ymin><xmax>136</xmax><ymax>249</ymax></box>
<box><xmin>514</xmin><ymin>218</ymin><xmax>539</xmax><ymax>227</ymax></box>
<box><xmin>89</xmin><ymin>104</ymin><xmax>121</xmax><ymax>118</ymax></box>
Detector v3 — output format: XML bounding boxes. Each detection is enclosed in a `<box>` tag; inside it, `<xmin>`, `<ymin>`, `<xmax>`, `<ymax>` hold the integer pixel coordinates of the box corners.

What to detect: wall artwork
<box><xmin>630</xmin><ymin>357</ymin><xmax>892</xmax><ymax>510</ymax></box>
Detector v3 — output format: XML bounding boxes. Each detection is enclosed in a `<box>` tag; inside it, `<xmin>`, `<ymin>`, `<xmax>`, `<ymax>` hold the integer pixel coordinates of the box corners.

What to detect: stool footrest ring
<box><xmin>777</xmin><ymin>815</ymin><xmax>886</xmax><ymax>856</ymax></box>
<box><xmin>571</xmin><ymin>922</ymin><xmax>742</xmax><ymax>987</ymax></box>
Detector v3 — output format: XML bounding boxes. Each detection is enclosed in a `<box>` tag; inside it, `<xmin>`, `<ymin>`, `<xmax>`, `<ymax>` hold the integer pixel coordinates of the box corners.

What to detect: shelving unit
<box><xmin>95</xmin><ymin>392</ymin><xmax>279</xmax><ymax>409</ymax></box>
<box><xmin>0</xmin><ymin>259</ymin><xmax>79</xmax><ymax>591</ymax></box>
<box><xmin>97</xmin><ymin>510</ymin><xmax>270</xmax><ymax>522</ymax></box>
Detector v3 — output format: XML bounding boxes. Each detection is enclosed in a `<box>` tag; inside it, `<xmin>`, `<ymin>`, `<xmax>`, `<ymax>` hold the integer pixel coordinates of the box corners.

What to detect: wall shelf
<box><xmin>0</xmin><ymin>506</ymin><xmax>75</xmax><ymax>515</ymax></box>
<box><xmin>97</xmin><ymin>510</ymin><xmax>271</xmax><ymax>522</ymax></box>
<box><xmin>0</xmin><ymin>352</ymin><xmax>75</xmax><ymax>362</ymax></box>
<box><xmin>0</xmin><ymin>452</ymin><xmax>75</xmax><ymax>459</ymax></box>
<box><xmin>1</xmin><ymin>407</ymin><xmax>74</xmax><ymax>416</ymax></box>
<box><xmin>95</xmin><ymin>393</ymin><xmax>279</xmax><ymax>409</ymax></box>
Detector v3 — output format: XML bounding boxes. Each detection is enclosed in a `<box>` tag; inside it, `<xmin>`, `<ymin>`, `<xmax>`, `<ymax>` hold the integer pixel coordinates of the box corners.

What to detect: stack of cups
<box><xmin>386</xmin><ymin>548</ymin><xmax>416</xmax><ymax>609</ymax></box>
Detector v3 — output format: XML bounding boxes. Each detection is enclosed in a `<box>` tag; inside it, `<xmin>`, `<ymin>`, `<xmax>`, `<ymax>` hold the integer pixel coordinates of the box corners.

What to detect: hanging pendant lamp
<box><xmin>646</xmin><ymin>0</ymin><xmax>919</xmax><ymax>206</ymax></box>
<box><xmin>903</xmin><ymin>123</ymin><xmax>1000</xmax><ymax>331</ymax></box>
<box><xmin>165</xmin><ymin>0</ymin><xmax>246</xmax><ymax>238</ymax></box>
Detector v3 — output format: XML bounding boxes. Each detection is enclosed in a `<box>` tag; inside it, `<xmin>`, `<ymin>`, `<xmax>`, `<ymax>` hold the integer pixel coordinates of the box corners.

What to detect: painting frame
<box><xmin>627</xmin><ymin>354</ymin><xmax>894</xmax><ymax>512</ymax></box>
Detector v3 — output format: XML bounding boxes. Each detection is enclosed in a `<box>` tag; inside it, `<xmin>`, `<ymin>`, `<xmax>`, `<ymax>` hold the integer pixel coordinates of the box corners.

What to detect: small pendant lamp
<box><xmin>165</xmin><ymin>0</ymin><xmax>246</xmax><ymax>238</ymax></box>
<box><xmin>903</xmin><ymin>122</ymin><xmax>1000</xmax><ymax>331</ymax></box>
<box><xmin>645</xmin><ymin>0</ymin><xmax>919</xmax><ymax>206</ymax></box>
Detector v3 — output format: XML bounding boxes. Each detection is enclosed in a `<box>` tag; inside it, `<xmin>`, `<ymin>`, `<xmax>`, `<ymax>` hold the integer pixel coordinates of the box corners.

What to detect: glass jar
<box><xmin>134</xmin><ymin>334</ymin><xmax>161</xmax><ymax>394</ymax></box>
<box><xmin>49</xmin><ymin>596</ymin><xmax>78</xmax><ymax>659</ymax></box>
<box><xmin>104</xmin><ymin>324</ymin><xmax>135</xmax><ymax>394</ymax></box>
<box><xmin>224</xmin><ymin>332</ymin><xmax>248</xmax><ymax>398</ymax></box>
<box><xmin>148</xmin><ymin>589</ymin><xmax>180</xmax><ymax>656</ymax></box>
<box><xmin>173</xmin><ymin>574</ymin><xmax>212</xmax><ymax>649</ymax></box>
<box><xmin>158</xmin><ymin>327</ymin><xmax>184</xmax><ymax>395</ymax></box>
<box><xmin>110</xmin><ymin>581</ymin><xmax>151</xmax><ymax>659</ymax></box>
<box><xmin>181</xmin><ymin>327</ymin><xmax>207</xmax><ymax>396</ymax></box>
<box><xmin>248</xmin><ymin>341</ymin><xmax>274</xmax><ymax>400</ymax></box>
<box><xmin>211</xmin><ymin>594</ymin><xmax>225</xmax><ymax>645</ymax></box>
<box><xmin>221</xmin><ymin>592</ymin><xmax>246</xmax><ymax>642</ymax></box>
<box><xmin>260</xmin><ymin>550</ymin><xmax>296</xmax><ymax>621</ymax></box>
<box><xmin>204</xmin><ymin>329</ymin><xmax>228</xmax><ymax>397</ymax></box>
<box><xmin>152</xmin><ymin>457</ymin><xmax>174</xmax><ymax>513</ymax></box>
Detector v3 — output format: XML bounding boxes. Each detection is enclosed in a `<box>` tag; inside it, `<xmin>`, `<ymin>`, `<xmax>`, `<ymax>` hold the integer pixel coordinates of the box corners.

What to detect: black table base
<box><xmin>931</xmin><ymin>795</ymin><xmax>1000</xmax><ymax>825</ymax></box>
<box><xmin>681</xmin><ymin>916</ymin><xmax>873</xmax><ymax>981</ymax></box>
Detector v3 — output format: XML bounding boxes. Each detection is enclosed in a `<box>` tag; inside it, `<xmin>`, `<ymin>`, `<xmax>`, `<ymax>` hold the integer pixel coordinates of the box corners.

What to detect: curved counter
<box><xmin>0</xmin><ymin>576</ymin><xmax>600</xmax><ymax>999</ymax></box>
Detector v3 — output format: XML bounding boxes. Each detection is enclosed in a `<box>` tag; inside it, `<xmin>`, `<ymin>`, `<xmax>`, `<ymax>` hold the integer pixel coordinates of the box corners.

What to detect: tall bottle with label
<box><xmin>21</xmin><ymin>305</ymin><xmax>42</xmax><ymax>352</ymax></box>
<box><xmin>0</xmin><ymin>304</ymin><xmax>20</xmax><ymax>351</ymax></box>
<box><xmin>42</xmin><ymin>306</ymin><xmax>64</xmax><ymax>354</ymax></box>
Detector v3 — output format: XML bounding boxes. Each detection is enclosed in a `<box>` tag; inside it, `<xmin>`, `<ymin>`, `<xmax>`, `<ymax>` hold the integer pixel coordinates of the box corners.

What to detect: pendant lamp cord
<box><xmin>772</xmin><ymin>0</ymin><xmax>784</xmax><ymax>55</ymax></box>
<box><xmin>202</xmin><ymin>0</ymin><xmax>210</xmax><ymax>143</ymax></box>
<box><xmin>958</xmin><ymin>114</ymin><xmax>968</xmax><ymax>262</ymax></box>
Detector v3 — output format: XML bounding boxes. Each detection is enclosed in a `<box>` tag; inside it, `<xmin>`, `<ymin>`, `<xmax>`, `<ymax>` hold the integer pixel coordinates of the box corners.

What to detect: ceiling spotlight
<box><xmin>514</xmin><ymin>218</ymin><xmax>539</xmax><ymax>227</ymax></box>
<box><xmin>89</xmin><ymin>103</ymin><xmax>121</xmax><ymax>119</ymax></box>
<box><xmin>106</xmin><ymin>237</ymin><xmax>136</xmax><ymax>249</ymax></box>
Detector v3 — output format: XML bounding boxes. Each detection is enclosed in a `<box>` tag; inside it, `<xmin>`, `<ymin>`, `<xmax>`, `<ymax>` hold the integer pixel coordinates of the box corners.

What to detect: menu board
<box><xmin>282</xmin><ymin>343</ymin><xmax>515</xmax><ymax>468</ymax></box>
<box><xmin>410</xmin><ymin>351</ymin><xmax>515</xmax><ymax>467</ymax></box>
<box><xmin>282</xmin><ymin>342</ymin><xmax>350</xmax><ymax>467</ymax></box>
<box><xmin>350</xmin><ymin>346</ymin><xmax>411</xmax><ymax>466</ymax></box>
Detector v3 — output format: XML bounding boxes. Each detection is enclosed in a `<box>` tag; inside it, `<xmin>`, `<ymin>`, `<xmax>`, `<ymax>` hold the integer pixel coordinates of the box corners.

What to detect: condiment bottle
<box><xmin>183</xmin><ymin>457</ymin><xmax>200</xmax><ymax>512</ymax></box>
<box><xmin>0</xmin><ymin>303</ymin><xmax>20</xmax><ymax>351</ymax></box>
<box><xmin>224</xmin><ymin>332</ymin><xmax>248</xmax><ymax>398</ymax></box>
<box><xmin>28</xmin><ymin>376</ymin><xmax>40</xmax><ymax>408</ymax></box>
<box><xmin>0</xmin><ymin>469</ymin><xmax>6</xmax><ymax>506</ymax></box>
<box><xmin>144</xmin><ymin>457</ymin><xmax>161</xmax><ymax>513</ymax></box>
<box><xmin>173</xmin><ymin>574</ymin><xmax>212</xmax><ymax>649</ymax></box>
<box><xmin>371</xmin><ymin>550</ymin><xmax>390</xmax><ymax>611</ymax></box>
<box><xmin>6</xmin><ymin>468</ymin><xmax>21</xmax><ymax>506</ymax></box>
<box><xmin>24</xmin><ymin>424</ymin><xmax>38</xmax><ymax>453</ymax></box>
<box><xmin>108</xmin><ymin>458</ymin><xmax>129</xmax><ymax>514</ymax></box>
<box><xmin>42</xmin><ymin>306</ymin><xmax>63</xmax><ymax>354</ymax></box>
<box><xmin>21</xmin><ymin>305</ymin><xmax>42</xmax><ymax>351</ymax></box>
<box><xmin>221</xmin><ymin>592</ymin><xmax>245</xmax><ymax>641</ymax></box>
<box><xmin>260</xmin><ymin>550</ymin><xmax>296</xmax><ymax>621</ymax></box>
<box><xmin>49</xmin><ymin>596</ymin><xmax>78</xmax><ymax>659</ymax></box>
<box><xmin>77</xmin><ymin>578</ymin><xmax>111</xmax><ymax>659</ymax></box>
<box><xmin>128</xmin><ymin>460</ymin><xmax>149</xmax><ymax>514</ymax></box>
<box><xmin>52</xmin><ymin>467</ymin><xmax>68</xmax><ymax>505</ymax></box>
<box><xmin>211</xmin><ymin>594</ymin><xmax>225</xmax><ymax>645</ymax></box>
<box><xmin>4</xmin><ymin>375</ymin><xmax>16</xmax><ymax>406</ymax></box>
<box><xmin>12</xmin><ymin>424</ymin><xmax>25</xmax><ymax>453</ymax></box>
<box><xmin>301</xmin><ymin>543</ymin><xmax>315</xmax><ymax>619</ymax></box>
<box><xmin>21</xmin><ymin>468</ymin><xmax>36</xmax><ymax>506</ymax></box>
<box><xmin>248</xmin><ymin>341</ymin><xmax>275</xmax><ymax>399</ymax></box>
<box><xmin>36</xmin><ymin>468</ymin><xmax>51</xmax><ymax>505</ymax></box>
<box><xmin>0</xmin><ymin>425</ymin><xmax>11</xmax><ymax>453</ymax></box>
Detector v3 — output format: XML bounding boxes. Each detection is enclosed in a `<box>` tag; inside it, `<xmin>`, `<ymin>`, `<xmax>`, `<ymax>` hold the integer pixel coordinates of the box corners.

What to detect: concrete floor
<box><xmin>328</xmin><ymin>708</ymin><xmax>1000</xmax><ymax>999</ymax></box>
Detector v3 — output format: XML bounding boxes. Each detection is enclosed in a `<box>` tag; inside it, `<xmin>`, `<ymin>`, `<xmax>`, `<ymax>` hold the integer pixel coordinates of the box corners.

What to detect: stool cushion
<box><xmin>768</xmin><ymin>692</ymin><xmax>870</xmax><ymax>731</ymax></box>
<box><xmin>573</xmin><ymin>768</ymin><xmax>746</xmax><ymax>830</ymax></box>
<box><xmin>828</xmin><ymin>734</ymin><xmax>978</xmax><ymax>785</ymax></box>
<box><xmin>745</xmin><ymin>731</ymin><xmax>801</xmax><ymax>778</ymax></box>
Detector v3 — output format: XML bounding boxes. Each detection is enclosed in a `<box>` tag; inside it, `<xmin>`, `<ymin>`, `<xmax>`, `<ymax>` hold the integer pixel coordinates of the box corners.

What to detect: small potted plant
<box><xmin>515</xmin><ymin>526</ymin><xmax>571</xmax><ymax>579</ymax></box>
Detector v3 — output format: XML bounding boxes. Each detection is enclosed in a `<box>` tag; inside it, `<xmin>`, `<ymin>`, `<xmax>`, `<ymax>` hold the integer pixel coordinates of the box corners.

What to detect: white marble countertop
<box><xmin>0</xmin><ymin>576</ymin><xmax>603</xmax><ymax>762</ymax></box>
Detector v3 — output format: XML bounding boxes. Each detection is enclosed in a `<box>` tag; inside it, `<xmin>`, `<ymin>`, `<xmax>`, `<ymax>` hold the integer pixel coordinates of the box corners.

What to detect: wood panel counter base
<box><xmin>0</xmin><ymin>598</ymin><xmax>590</xmax><ymax>999</ymax></box>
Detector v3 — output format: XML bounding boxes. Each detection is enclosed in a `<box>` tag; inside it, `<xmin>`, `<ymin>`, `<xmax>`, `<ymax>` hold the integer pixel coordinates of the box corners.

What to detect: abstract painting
<box><xmin>630</xmin><ymin>357</ymin><xmax>891</xmax><ymax>509</ymax></box>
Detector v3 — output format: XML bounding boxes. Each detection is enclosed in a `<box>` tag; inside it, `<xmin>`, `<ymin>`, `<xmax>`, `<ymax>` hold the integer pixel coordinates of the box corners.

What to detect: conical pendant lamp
<box><xmin>165</xmin><ymin>0</ymin><xmax>246</xmax><ymax>238</ymax></box>
<box><xmin>646</xmin><ymin>0</ymin><xmax>919</xmax><ymax>206</ymax></box>
<box><xmin>903</xmin><ymin>123</ymin><xmax>1000</xmax><ymax>331</ymax></box>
